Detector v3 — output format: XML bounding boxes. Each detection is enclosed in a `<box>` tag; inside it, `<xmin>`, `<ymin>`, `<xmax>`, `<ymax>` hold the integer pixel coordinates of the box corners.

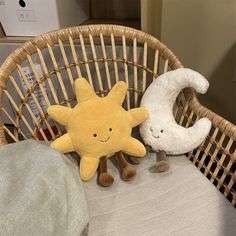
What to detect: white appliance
<box><xmin>0</xmin><ymin>0</ymin><xmax>90</xmax><ymax>36</ymax></box>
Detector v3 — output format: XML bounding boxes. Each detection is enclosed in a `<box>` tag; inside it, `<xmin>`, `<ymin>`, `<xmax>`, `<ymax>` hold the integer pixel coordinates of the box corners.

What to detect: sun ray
<box><xmin>47</xmin><ymin>105</ymin><xmax>73</xmax><ymax>125</ymax></box>
<box><xmin>80</xmin><ymin>156</ymin><xmax>99</xmax><ymax>181</ymax></box>
<box><xmin>107</xmin><ymin>81</ymin><xmax>127</xmax><ymax>105</ymax></box>
<box><xmin>122</xmin><ymin>137</ymin><xmax>146</xmax><ymax>157</ymax></box>
<box><xmin>50</xmin><ymin>133</ymin><xmax>74</xmax><ymax>153</ymax></box>
<box><xmin>128</xmin><ymin>108</ymin><xmax>149</xmax><ymax>128</ymax></box>
<box><xmin>75</xmin><ymin>78</ymin><xmax>97</xmax><ymax>103</ymax></box>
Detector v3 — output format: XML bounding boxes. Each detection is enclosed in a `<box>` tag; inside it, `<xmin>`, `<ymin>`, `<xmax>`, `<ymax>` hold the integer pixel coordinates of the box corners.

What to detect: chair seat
<box><xmin>83</xmin><ymin>152</ymin><xmax>236</xmax><ymax>236</ymax></box>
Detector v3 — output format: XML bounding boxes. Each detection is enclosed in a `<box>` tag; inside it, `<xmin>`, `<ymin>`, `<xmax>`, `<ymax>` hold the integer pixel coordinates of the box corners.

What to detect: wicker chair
<box><xmin>0</xmin><ymin>25</ymin><xmax>235</xmax><ymax>206</ymax></box>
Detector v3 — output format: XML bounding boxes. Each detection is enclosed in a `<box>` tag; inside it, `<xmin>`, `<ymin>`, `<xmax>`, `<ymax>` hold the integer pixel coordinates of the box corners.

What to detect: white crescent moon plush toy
<box><xmin>140</xmin><ymin>68</ymin><xmax>212</xmax><ymax>156</ymax></box>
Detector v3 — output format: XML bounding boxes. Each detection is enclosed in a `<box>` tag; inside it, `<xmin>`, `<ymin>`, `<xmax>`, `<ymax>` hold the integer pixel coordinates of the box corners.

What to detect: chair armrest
<box><xmin>176</xmin><ymin>88</ymin><xmax>236</xmax><ymax>206</ymax></box>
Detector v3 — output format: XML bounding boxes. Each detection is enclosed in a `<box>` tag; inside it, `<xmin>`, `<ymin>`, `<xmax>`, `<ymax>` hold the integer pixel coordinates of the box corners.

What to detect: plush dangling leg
<box><xmin>115</xmin><ymin>151</ymin><xmax>136</xmax><ymax>181</ymax></box>
<box><xmin>128</xmin><ymin>155</ymin><xmax>142</xmax><ymax>164</ymax></box>
<box><xmin>98</xmin><ymin>156</ymin><xmax>114</xmax><ymax>187</ymax></box>
<box><xmin>152</xmin><ymin>150</ymin><xmax>169</xmax><ymax>172</ymax></box>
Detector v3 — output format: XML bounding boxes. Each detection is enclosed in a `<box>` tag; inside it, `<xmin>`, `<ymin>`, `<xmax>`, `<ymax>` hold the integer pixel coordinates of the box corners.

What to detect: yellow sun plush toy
<box><xmin>48</xmin><ymin>78</ymin><xmax>148</xmax><ymax>181</ymax></box>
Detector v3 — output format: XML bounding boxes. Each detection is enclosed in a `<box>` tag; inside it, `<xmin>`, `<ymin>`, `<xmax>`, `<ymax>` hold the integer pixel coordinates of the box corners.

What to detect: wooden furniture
<box><xmin>0</xmin><ymin>0</ymin><xmax>141</xmax><ymax>43</ymax></box>
<box><xmin>0</xmin><ymin>25</ymin><xmax>235</xmax><ymax>207</ymax></box>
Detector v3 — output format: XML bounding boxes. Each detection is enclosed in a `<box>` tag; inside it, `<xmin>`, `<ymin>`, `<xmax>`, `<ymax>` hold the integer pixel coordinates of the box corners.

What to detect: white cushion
<box><xmin>83</xmin><ymin>152</ymin><xmax>236</xmax><ymax>236</ymax></box>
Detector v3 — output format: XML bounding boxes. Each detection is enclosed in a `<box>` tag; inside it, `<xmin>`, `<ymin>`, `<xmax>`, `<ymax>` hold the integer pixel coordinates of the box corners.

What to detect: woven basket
<box><xmin>0</xmin><ymin>25</ymin><xmax>235</xmax><ymax>206</ymax></box>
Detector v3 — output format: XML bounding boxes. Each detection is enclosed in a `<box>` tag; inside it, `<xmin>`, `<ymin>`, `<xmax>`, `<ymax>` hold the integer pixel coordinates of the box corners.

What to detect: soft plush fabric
<box><xmin>48</xmin><ymin>78</ymin><xmax>148</xmax><ymax>181</ymax></box>
<box><xmin>83</xmin><ymin>152</ymin><xmax>236</xmax><ymax>236</ymax></box>
<box><xmin>0</xmin><ymin>140</ymin><xmax>89</xmax><ymax>236</ymax></box>
<box><xmin>140</xmin><ymin>68</ymin><xmax>212</xmax><ymax>155</ymax></box>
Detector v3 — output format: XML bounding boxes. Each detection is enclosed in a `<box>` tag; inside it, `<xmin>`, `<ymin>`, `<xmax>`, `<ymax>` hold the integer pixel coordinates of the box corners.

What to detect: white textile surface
<box><xmin>83</xmin><ymin>152</ymin><xmax>236</xmax><ymax>236</ymax></box>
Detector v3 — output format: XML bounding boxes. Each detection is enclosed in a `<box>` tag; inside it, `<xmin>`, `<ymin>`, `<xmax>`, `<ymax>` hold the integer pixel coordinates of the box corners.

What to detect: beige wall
<box><xmin>142</xmin><ymin>0</ymin><xmax>236</xmax><ymax>124</ymax></box>
<box><xmin>141</xmin><ymin>0</ymin><xmax>162</xmax><ymax>38</ymax></box>
<box><xmin>91</xmin><ymin>0</ymin><xmax>140</xmax><ymax>19</ymax></box>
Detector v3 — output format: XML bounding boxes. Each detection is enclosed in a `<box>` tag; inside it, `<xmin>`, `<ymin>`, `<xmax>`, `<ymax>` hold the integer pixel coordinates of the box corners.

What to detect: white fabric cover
<box><xmin>0</xmin><ymin>140</ymin><xmax>89</xmax><ymax>236</ymax></box>
<box><xmin>83</xmin><ymin>152</ymin><xmax>236</xmax><ymax>236</ymax></box>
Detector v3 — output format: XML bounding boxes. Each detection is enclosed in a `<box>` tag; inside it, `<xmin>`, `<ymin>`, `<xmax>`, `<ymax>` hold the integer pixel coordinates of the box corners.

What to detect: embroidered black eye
<box><xmin>161</xmin><ymin>130</ymin><xmax>164</xmax><ymax>133</ymax></box>
<box><xmin>93</xmin><ymin>134</ymin><xmax>97</xmax><ymax>137</ymax></box>
<box><xmin>150</xmin><ymin>127</ymin><xmax>153</xmax><ymax>132</ymax></box>
<box><xmin>19</xmin><ymin>0</ymin><xmax>26</xmax><ymax>8</ymax></box>
<box><xmin>109</xmin><ymin>128</ymin><xmax>112</xmax><ymax>132</ymax></box>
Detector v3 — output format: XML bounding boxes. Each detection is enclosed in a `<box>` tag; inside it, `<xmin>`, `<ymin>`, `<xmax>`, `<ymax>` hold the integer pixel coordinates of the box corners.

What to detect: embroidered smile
<box><xmin>99</xmin><ymin>137</ymin><xmax>110</xmax><ymax>142</ymax></box>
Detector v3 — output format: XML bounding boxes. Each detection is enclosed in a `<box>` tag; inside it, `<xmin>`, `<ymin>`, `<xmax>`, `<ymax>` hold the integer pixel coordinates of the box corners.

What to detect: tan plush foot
<box><xmin>98</xmin><ymin>156</ymin><xmax>114</xmax><ymax>187</ymax></box>
<box><xmin>121</xmin><ymin>165</ymin><xmax>137</xmax><ymax>181</ymax></box>
<box><xmin>99</xmin><ymin>173</ymin><xmax>114</xmax><ymax>187</ymax></box>
<box><xmin>155</xmin><ymin>160</ymin><xmax>170</xmax><ymax>173</ymax></box>
<box><xmin>115</xmin><ymin>151</ymin><xmax>137</xmax><ymax>181</ymax></box>
<box><xmin>152</xmin><ymin>150</ymin><xmax>169</xmax><ymax>173</ymax></box>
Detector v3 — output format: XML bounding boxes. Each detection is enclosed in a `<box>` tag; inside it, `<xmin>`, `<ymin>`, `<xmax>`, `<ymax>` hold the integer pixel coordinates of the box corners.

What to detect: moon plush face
<box><xmin>140</xmin><ymin>68</ymin><xmax>212</xmax><ymax>155</ymax></box>
<box><xmin>48</xmin><ymin>78</ymin><xmax>148</xmax><ymax>180</ymax></box>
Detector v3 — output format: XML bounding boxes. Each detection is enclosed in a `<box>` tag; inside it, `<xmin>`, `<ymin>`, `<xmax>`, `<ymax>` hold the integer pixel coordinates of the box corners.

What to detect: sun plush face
<box><xmin>48</xmin><ymin>78</ymin><xmax>148</xmax><ymax>181</ymax></box>
<box><xmin>68</xmin><ymin>99</ymin><xmax>132</xmax><ymax>157</ymax></box>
